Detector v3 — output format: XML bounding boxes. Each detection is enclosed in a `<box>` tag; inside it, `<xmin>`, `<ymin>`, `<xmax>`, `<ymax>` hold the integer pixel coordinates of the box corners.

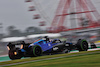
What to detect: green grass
<box><xmin>4</xmin><ymin>52</ymin><xmax>100</xmax><ymax>67</ymax></box>
<box><xmin>0</xmin><ymin>50</ymin><xmax>100</xmax><ymax>67</ymax></box>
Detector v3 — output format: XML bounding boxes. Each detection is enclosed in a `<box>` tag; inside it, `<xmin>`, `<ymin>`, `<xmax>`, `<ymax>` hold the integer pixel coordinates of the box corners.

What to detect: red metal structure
<box><xmin>47</xmin><ymin>0</ymin><xmax>100</xmax><ymax>33</ymax></box>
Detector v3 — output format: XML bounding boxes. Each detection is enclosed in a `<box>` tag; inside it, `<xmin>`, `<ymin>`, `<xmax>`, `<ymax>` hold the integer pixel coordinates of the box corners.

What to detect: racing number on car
<box><xmin>48</xmin><ymin>44</ymin><xmax>51</xmax><ymax>46</ymax></box>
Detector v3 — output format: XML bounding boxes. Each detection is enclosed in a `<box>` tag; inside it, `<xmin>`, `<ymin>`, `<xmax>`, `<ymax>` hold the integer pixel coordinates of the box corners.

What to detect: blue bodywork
<box><xmin>28</xmin><ymin>39</ymin><xmax>61</xmax><ymax>52</ymax></box>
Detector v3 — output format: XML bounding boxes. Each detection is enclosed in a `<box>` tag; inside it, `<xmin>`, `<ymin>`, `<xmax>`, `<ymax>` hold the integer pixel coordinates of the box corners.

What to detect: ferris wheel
<box><xmin>25</xmin><ymin>0</ymin><xmax>100</xmax><ymax>33</ymax></box>
<box><xmin>25</xmin><ymin>0</ymin><xmax>59</xmax><ymax>27</ymax></box>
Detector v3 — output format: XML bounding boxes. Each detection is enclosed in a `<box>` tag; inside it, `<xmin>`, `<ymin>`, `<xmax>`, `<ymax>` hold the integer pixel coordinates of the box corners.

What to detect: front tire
<box><xmin>76</xmin><ymin>39</ymin><xmax>88</xmax><ymax>51</ymax></box>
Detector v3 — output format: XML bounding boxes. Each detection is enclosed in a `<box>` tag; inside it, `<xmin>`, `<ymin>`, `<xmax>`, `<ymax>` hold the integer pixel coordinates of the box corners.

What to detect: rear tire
<box><xmin>8</xmin><ymin>48</ymin><xmax>22</xmax><ymax>60</ymax></box>
<box><xmin>76</xmin><ymin>39</ymin><xmax>88</xmax><ymax>51</ymax></box>
<box><xmin>32</xmin><ymin>45</ymin><xmax>42</xmax><ymax>57</ymax></box>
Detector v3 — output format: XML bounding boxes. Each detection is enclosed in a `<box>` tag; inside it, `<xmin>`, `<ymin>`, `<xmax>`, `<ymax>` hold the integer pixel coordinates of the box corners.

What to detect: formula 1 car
<box><xmin>7</xmin><ymin>37</ymin><xmax>88</xmax><ymax>60</ymax></box>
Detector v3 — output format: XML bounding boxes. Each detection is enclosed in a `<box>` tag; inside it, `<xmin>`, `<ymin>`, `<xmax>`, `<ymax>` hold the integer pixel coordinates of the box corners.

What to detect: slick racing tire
<box><xmin>32</xmin><ymin>45</ymin><xmax>42</xmax><ymax>57</ymax></box>
<box><xmin>76</xmin><ymin>39</ymin><xmax>88</xmax><ymax>51</ymax></box>
<box><xmin>8</xmin><ymin>48</ymin><xmax>22</xmax><ymax>60</ymax></box>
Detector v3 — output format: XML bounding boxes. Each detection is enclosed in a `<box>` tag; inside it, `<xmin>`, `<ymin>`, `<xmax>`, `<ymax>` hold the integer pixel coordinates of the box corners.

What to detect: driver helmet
<box><xmin>42</xmin><ymin>36</ymin><xmax>48</xmax><ymax>40</ymax></box>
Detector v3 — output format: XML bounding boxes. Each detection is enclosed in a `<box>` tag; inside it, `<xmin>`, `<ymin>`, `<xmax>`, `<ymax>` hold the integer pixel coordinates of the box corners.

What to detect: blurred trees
<box><xmin>0</xmin><ymin>23</ymin><xmax>4</xmax><ymax>39</ymax></box>
<box><xmin>7</xmin><ymin>26</ymin><xmax>22</xmax><ymax>37</ymax></box>
<box><xmin>7</xmin><ymin>26</ymin><xmax>15</xmax><ymax>32</ymax></box>
<box><xmin>25</xmin><ymin>26</ymin><xmax>46</xmax><ymax>35</ymax></box>
<box><xmin>6</xmin><ymin>26</ymin><xmax>46</xmax><ymax>37</ymax></box>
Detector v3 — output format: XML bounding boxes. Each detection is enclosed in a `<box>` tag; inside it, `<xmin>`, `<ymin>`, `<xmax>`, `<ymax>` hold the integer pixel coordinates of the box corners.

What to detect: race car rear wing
<box><xmin>7</xmin><ymin>41</ymin><xmax>25</xmax><ymax>46</ymax></box>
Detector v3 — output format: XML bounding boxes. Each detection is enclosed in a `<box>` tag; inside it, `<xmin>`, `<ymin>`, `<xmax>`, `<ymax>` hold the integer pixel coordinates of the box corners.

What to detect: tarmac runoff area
<box><xmin>0</xmin><ymin>48</ymin><xmax>100</xmax><ymax>63</ymax></box>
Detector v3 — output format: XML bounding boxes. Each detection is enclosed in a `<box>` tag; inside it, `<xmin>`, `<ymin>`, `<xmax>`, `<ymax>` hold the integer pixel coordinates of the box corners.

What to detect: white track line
<box><xmin>1</xmin><ymin>51</ymin><xmax>100</xmax><ymax>67</ymax></box>
<box><xmin>70</xmin><ymin>48</ymin><xmax>100</xmax><ymax>53</ymax></box>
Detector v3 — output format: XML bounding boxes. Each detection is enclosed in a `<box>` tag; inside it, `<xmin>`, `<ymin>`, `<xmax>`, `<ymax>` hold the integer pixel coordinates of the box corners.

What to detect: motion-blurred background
<box><xmin>0</xmin><ymin>0</ymin><xmax>100</xmax><ymax>56</ymax></box>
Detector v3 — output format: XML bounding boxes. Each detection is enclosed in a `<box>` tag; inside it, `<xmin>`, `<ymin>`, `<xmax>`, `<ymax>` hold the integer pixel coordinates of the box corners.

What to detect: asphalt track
<box><xmin>0</xmin><ymin>48</ymin><xmax>100</xmax><ymax>62</ymax></box>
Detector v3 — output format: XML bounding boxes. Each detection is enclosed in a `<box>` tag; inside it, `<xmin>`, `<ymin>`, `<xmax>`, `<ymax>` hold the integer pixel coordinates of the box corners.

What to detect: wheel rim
<box><xmin>82</xmin><ymin>41</ymin><xmax>88</xmax><ymax>51</ymax></box>
<box><xmin>33</xmin><ymin>46</ymin><xmax>42</xmax><ymax>56</ymax></box>
<box><xmin>35</xmin><ymin>47</ymin><xmax>41</xmax><ymax>55</ymax></box>
<box><xmin>9</xmin><ymin>48</ymin><xmax>22</xmax><ymax>60</ymax></box>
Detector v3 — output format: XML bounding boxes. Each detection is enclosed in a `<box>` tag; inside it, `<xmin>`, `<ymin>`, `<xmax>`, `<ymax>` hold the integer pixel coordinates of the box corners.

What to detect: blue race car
<box><xmin>7</xmin><ymin>36</ymin><xmax>88</xmax><ymax>60</ymax></box>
